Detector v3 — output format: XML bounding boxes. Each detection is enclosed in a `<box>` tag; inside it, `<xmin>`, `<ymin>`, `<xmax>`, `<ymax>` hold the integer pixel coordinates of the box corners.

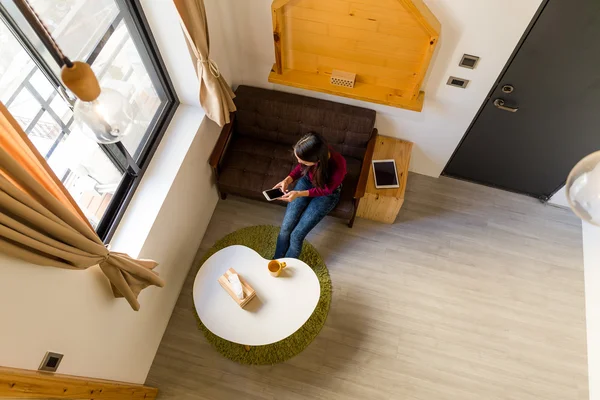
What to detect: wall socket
<box><xmin>39</xmin><ymin>351</ymin><xmax>63</xmax><ymax>372</ymax></box>
<box><xmin>446</xmin><ymin>76</ymin><xmax>470</xmax><ymax>89</ymax></box>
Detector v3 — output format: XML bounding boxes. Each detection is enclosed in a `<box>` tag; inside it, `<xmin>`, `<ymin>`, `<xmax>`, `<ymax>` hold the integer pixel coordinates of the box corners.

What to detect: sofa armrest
<box><xmin>209</xmin><ymin>113</ymin><xmax>236</xmax><ymax>175</ymax></box>
<box><xmin>354</xmin><ymin>128</ymin><xmax>378</xmax><ymax>199</ymax></box>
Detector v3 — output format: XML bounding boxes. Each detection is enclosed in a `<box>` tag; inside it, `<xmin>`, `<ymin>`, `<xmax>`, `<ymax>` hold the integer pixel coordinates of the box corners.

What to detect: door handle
<box><xmin>493</xmin><ymin>99</ymin><xmax>518</xmax><ymax>113</ymax></box>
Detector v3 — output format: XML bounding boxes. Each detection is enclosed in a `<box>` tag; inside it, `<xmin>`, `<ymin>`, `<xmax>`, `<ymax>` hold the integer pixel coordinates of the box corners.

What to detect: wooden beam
<box><xmin>0</xmin><ymin>366</ymin><xmax>158</xmax><ymax>399</ymax></box>
<box><xmin>271</xmin><ymin>0</ymin><xmax>292</xmax><ymax>10</ymax></box>
<box><xmin>271</xmin><ymin>5</ymin><xmax>285</xmax><ymax>74</ymax></box>
<box><xmin>397</xmin><ymin>0</ymin><xmax>441</xmax><ymax>37</ymax></box>
<box><xmin>271</xmin><ymin>0</ymin><xmax>293</xmax><ymax>10</ymax></box>
<box><xmin>410</xmin><ymin>34</ymin><xmax>438</xmax><ymax>98</ymax></box>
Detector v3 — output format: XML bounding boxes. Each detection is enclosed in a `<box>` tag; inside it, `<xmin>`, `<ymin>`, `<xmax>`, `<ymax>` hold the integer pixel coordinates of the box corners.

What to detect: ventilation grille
<box><xmin>330</xmin><ymin>70</ymin><xmax>356</xmax><ymax>88</ymax></box>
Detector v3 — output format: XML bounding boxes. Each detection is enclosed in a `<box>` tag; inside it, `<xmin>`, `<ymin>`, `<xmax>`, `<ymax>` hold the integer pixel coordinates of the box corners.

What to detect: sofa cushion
<box><xmin>219</xmin><ymin>137</ymin><xmax>294</xmax><ymax>198</ymax></box>
<box><xmin>219</xmin><ymin>136</ymin><xmax>362</xmax><ymax>219</ymax></box>
<box><xmin>234</xmin><ymin>86</ymin><xmax>376</xmax><ymax>160</ymax></box>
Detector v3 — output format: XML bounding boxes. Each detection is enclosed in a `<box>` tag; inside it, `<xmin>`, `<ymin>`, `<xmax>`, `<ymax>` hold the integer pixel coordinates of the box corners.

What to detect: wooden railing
<box><xmin>0</xmin><ymin>367</ymin><xmax>157</xmax><ymax>399</ymax></box>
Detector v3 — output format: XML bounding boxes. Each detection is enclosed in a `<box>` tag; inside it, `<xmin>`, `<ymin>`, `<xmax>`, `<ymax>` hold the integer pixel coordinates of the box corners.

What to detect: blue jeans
<box><xmin>274</xmin><ymin>176</ymin><xmax>341</xmax><ymax>259</ymax></box>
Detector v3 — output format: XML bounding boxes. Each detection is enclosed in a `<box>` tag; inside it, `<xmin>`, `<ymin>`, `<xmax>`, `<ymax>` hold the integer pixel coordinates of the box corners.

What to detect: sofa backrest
<box><xmin>233</xmin><ymin>86</ymin><xmax>376</xmax><ymax>160</ymax></box>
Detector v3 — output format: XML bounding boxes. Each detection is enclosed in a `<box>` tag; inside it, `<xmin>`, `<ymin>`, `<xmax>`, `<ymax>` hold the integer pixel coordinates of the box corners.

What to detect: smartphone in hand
<box><xmin>263</xmin><ymin>188</ymin><xmax>285</xmax><ymax>201</ymax></box>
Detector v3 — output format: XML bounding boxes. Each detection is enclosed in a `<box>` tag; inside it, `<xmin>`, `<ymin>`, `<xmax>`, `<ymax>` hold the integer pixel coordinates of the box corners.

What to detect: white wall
<box><xmin>584</xmin><ymin>223</ymin><xmax>600</xmax><ymax>400</ymax></box>
<box><xmin>208</xmin><ymin>0</ymin><xmax>543</xmax><ymax>177</ymax></box>
<box><xmin>549</xmin><ymin>186</ymin><xmax>570</xmax><ymax>208</ymax></box>
<box><xmin>0</xmin><ymin>0</ymin><xmax>228</xmax><ymax>384</ymax></box>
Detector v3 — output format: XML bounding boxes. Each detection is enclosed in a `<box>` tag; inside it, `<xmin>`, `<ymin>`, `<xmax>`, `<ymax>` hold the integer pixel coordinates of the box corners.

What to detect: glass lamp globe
<box><xmin>566</xmin><ymin>150</ymin><xmax>600</xmax><ymax>226</ymax></box>
<box><xmin>73</xmin><ymin>88</ymin><xmax>134</xmax><ymax>144</ymax></box>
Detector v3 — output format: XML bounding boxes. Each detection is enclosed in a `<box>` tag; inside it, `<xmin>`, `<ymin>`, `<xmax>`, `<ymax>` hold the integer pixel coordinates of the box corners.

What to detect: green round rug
<box><xmin>192</xmin><ymin>225</ymin><xmax>332</xmax><ymax>365</ymax></box>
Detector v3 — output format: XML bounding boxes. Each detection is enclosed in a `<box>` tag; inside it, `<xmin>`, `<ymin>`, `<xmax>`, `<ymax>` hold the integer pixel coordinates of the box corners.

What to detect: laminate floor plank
<box><xmin>146</xmin><ymin>174</ymin><xmax>588</xmax><ymax>400</ymax></box>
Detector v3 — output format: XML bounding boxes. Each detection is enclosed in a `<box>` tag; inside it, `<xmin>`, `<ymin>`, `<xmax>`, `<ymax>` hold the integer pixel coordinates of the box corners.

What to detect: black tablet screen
<box><xmin>374</xmin><ymin>161</ymin><xmax>398</xmax><ymax>187</ymax></box>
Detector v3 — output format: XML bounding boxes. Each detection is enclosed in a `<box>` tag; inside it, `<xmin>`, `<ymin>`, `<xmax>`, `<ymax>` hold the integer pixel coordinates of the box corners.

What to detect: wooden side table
<box><xmin>356</xmin><ymin>135</ymin><xmax>413</xmax><ymax>223</ymax></box>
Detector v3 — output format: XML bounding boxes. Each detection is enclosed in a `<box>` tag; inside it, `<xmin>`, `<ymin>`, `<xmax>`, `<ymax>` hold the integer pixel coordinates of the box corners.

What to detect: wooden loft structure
<box><xmin>268</xmin><ymin>0</ymin><xmax>441</xmax><ymax>112</ymax></box>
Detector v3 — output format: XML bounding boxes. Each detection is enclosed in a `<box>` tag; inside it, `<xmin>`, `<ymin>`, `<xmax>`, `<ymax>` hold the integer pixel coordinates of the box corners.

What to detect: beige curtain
<box><xmin>174</xmin><ymin>0</ymin><xmax>236</xmax><ymax>127</ymax></box>
<box><xmin>0</xmin><ymin>103</ymin><xmax>164</xmax><ymax>311</ymax></box>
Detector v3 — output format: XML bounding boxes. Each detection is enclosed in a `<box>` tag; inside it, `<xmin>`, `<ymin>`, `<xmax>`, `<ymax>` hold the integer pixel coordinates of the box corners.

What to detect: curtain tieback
<box><xmin>101</xmin><ymin>243</ymin><xmax>111</xmax><ymax>264</ymax></box>
<box><xmin>199</xmin><ymin>57</ymin><xmax>221</xmax><ymax>78</ymax></box>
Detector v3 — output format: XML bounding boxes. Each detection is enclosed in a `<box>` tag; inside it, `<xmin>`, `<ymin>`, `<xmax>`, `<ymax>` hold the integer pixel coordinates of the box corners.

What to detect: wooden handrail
<box><xmin>354</xmin><ymin>128</ymin><xmax>378</xmax><ymax>199</ymax></box>
<box><xmin>209</xmin><ymin>112</ymin><xmax>236</xmax><ymax>174</ymax></box>
<box><xmin>0</xmin><ymin>366</ymin><xmax>157</xmax><ymax>399</ymax></box>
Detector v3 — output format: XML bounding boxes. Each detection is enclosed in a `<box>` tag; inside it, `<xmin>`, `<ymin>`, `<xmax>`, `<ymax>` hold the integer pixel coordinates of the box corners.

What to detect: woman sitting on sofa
<box><xmin>273</xmin><ymin>132</ymin><xmax>347</xmax><ymax>259</ymax></box>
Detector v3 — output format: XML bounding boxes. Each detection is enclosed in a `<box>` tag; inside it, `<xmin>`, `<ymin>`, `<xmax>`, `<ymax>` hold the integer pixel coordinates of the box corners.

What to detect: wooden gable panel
<box><xmin>284</xmin><ymin>5</ymin><xmax>379</xmax><ymax>31</ymax></box>
<box><xmin>328</xmin><ymin>25</ymin><xmax>427</xmax><ymax>53</ymax></box>
<box><xmin>349</xmin><ymin>2</ymin><xmax>419</xmax><ymax>25</ymax></box>
<box><xmin>285</xmin><ymin>30</ymin><xmax>423</xmax><ymax>71</ymax></box>
<box><xmin>348</xmin><ymin>0</ymin><xmax>404</xmax><ymax>10</ymax></box>
<box><xmin>293</xmin><ymin>0</ymin><xmax>351</xmax><ymax>14</ymax></box>
<box><xmin>271</xmin><ymin>0</ymin><xmax>440</xmax><ymax>111</ymax></box>
<box><xmin>284</xmin><ymin>17</ymin><xmax>329</xmax><ymax>35</ymax></box>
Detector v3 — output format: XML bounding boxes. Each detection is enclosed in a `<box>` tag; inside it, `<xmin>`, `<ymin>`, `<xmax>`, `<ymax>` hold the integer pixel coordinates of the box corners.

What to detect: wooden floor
<box><xmin>146</xmin><ymin>174</ymin><xmax>589</xmax><ymax>400</ymax></box>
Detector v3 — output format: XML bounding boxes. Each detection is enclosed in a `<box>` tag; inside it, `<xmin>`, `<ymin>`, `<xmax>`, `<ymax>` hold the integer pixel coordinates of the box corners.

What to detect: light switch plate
<box><xmin>39</xmin><ymin>351</ymin><xmax>63</xmax><ymax>372</ymax></box>
<box><xmin>459</xmin><ymin>54</ymin><xmax>480</xmax><ymax>69</ymax></box>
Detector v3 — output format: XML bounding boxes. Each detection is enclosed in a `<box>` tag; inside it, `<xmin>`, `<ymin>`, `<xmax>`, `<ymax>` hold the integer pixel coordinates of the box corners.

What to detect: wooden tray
<box><xmin>218</xmin><ymin>268</ymin><xmax>256</xmax><ymax>308</ymax></box>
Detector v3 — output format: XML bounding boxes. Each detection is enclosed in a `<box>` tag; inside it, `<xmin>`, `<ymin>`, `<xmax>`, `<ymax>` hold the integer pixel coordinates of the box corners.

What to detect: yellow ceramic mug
<box><xmin>268</xmin><ymin>260</ymin><xmax>287</xmax><ymax>277</ymax></box>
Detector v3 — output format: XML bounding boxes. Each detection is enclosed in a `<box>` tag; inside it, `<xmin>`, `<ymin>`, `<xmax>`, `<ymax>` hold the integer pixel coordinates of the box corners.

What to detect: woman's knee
<box><xmin>290</xmin><ymin>228</ymin><xmax>308</xmax><ymax>243</ymax></box>
<box><xmin>279</xmin><ymin>223</ymin><xmax>294</xmax><ymax>237</ymax></box>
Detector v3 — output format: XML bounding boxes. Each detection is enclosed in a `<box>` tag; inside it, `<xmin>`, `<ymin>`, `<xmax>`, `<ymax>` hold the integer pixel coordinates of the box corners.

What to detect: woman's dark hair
<box><xmin>294</xmin><ymin>132</ymin><xmax>329</xmax><ymax>188</ymax></box>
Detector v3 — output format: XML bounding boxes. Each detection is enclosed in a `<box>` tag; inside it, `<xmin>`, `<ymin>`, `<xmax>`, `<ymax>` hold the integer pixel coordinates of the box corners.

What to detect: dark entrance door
<box><xmin>443</xmin><ymin>0</ymin><xmax>600</xmax><ymax>200</ymax></box>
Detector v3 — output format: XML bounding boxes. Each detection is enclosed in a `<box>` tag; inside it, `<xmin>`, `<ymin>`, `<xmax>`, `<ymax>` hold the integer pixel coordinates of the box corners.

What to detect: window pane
<box><xmin>91</xmin><ymin>20</ymin><xmax>161</xmax><ymax>158</ymax></box>
<box><xmin>47</xmin><ymin>131</ymin><xmax>124</xmax><ymax>229</ymax></box>
<box><xmin>7</xmin><ymin>90</ymin><xmax>41</xmax><ymax>130</ymax></box>
<box><xmin>29</xmin><ymin>111</ymin><xmax>62</xmax><ymax>157</ymax></box>
<box><xmin>28</xmin><ymin>0</ymin><xmax>120</xmax><ymax>61</ymax></box>
<box><xmin>49</xmin><ymin>95</ymin><xmax>73</xmax><ymax>125</ymax></box>
<box><xmin>0</xmin><ymin>22</ymin><xmax>35</xmax><ymax>103</ymax></box>
<box><xmin>30</xmin><ymin>70</ymin><xmax>55</xmax><ymax>100</ymax></box>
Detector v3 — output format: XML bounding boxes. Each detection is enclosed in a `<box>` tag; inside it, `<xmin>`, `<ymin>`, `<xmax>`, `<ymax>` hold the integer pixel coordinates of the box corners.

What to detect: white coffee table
<box><xmin>193</xmin><ymin>245</ymin><xmax>321</xmax><ymax>347</ymax></box>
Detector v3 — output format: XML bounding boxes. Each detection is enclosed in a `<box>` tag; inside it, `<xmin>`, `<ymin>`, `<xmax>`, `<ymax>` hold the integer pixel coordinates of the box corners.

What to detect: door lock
<box><xmin>493</xmin><ymin>98</ymin><xmax>518</xmax><ymax>113</ymax></box>
<box><xmin>501</xmin><ymin>85</ymin><xmax>514</xmax><ymax>94</ymax></box>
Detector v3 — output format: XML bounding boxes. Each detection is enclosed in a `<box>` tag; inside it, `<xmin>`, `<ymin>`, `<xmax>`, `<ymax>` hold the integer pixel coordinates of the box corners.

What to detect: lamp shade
<box><xmin>62</xmin><ymin>62</ymin><xmax>134</xmax><ymax>144</ymax></box>
<box><xmin>73</xmin><ymin>88</ymin><xmax>134</xmax><ymax>144</ymax></box>
<box><xmin>566</xmin><ymin>150</ymin><xmax>600</xmax><ymax>226</ymax></box>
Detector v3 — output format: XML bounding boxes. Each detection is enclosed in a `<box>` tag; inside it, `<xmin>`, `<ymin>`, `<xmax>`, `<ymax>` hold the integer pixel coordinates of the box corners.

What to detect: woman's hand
<box><xmin>279</xmin><ymin>190</ymin><xmax>309</xmax><ymax>203</ymax></box>
<box><xmin>273</xmin><ymin>176</ymin><xmax>293</xmax><ymax>193</ymax></box>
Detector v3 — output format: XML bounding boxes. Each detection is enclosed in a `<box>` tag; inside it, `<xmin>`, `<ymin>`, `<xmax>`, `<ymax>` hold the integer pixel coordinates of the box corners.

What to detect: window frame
<box><xmin>0</xmin><ymin>0</ymin><xmax>179</xmax><ymax>242</ymax></box>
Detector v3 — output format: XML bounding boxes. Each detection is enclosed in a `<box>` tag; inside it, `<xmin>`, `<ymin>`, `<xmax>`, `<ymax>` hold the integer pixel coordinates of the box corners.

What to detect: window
<box><xmin>0</xmin><ymin>0</ymin><xmax>177</xmax><ymax>241</ymax></box>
